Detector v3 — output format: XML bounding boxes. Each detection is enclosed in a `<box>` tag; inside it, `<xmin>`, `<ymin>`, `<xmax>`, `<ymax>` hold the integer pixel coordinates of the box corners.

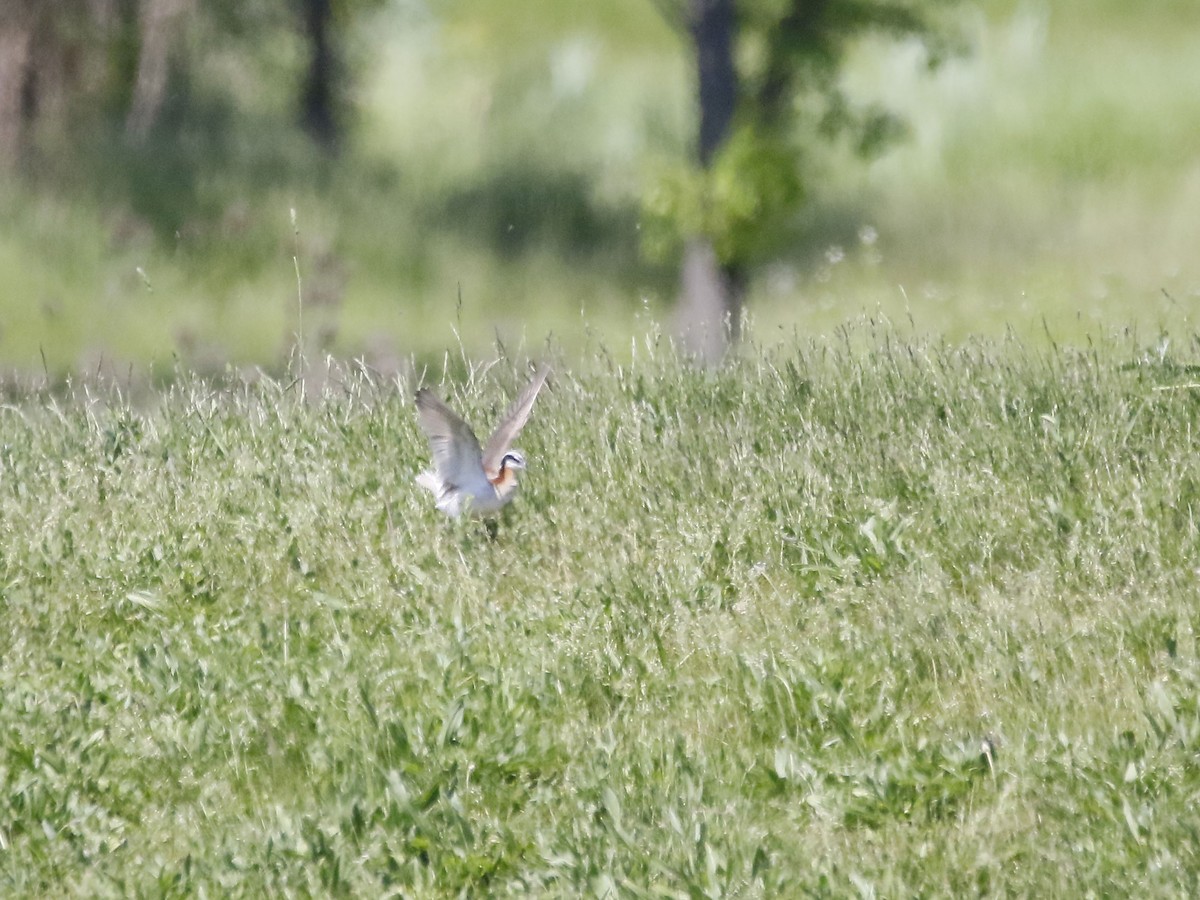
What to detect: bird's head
<box><xmin>500</xmin><ymin>450</ymin><xmax>527</xmax><ymax>472</ymax></box>
<box><xmin>491</xmin><ymin>450</ymin><xmax>526</xmax><ymax>497</ymax></box>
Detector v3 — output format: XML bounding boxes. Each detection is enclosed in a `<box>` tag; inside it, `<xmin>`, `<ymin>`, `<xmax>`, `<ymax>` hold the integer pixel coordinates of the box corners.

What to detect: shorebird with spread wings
<box><xmin>414</xmin><ymin>366</ymin><xmax>551</xmax><ymax>517</ymax></box>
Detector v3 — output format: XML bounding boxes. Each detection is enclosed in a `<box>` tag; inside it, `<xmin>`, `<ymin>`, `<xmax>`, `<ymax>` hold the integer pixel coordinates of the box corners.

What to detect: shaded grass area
<box><xmin>3</xmin><ymin>328</ymin><xmax>1200</xmax><ymax>894</ymax></box>
<box><xmin>0</xmin><ymin>70</ymin><xmax>666</xmax><ymax>375</ymax></box>
<box><xmin>7</xmin><ymin>2</ymin><xmax>1200</xmax><ymax>374</ymax></box>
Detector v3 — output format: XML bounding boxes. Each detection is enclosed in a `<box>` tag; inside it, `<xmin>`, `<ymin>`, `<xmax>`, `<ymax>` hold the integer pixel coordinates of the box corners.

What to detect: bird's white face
<box><xmin>501</xmin><ymin>450</ymin><xmax>526</xmax><ymax>471</ymax></box>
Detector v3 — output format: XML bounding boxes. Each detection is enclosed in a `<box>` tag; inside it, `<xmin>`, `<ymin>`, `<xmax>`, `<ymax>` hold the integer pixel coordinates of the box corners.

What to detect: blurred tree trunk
<box><xmin>0</xmin><ymin>11</ymin><xmax>33</xmax><ymax>169</ymax></box>
<box><xmin>126</xmin><ymin>0</ymin><xmax>193</xmax><ymax>142</ymax></box>
<box><xmin>300</xmin><ymin>0</ymin><xmax>340</xmax><ymax>154</ymax></box>
<box><xmin>680</xmin><ymin>238</ymin><xmax>744</xmax><ymax>363</ymax></box>
<box><xmin>678</xmin><ymin>0</ymin><xmax>741</xmax><ymax>364</ymax></box>
<box><xmin>0</xmin><ymin>1</ymin><xmax>98</xmax><ymax>166</ymax></box>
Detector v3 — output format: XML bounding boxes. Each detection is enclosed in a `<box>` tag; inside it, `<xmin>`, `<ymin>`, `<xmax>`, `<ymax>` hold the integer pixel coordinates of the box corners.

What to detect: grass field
<box><xmin>3</xmin><ymin>326</ymin><xmax>1200</xmax><ymax>895</ymax></box>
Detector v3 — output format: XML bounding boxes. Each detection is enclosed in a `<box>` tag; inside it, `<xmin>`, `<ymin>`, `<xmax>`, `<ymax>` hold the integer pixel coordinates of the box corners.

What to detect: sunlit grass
<box><xmin>3</xmin><ymin>327</ymin><xmax>1200</xmax><ymax>894</ymax></box>
<box><xmin>799</xmin><ymin>0</ymin><xmax>1200</xmax><ymax>341</ymax></box>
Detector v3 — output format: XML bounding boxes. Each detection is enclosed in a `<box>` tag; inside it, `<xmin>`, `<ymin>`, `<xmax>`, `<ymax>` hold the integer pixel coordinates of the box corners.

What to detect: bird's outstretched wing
<box><xmin>415</xmin><ymin>388</ymin><xmax>484</xmax><ymax>487</ymax></box>
<box><xmin>482</xmin><ymin>365</ymin><xmax>551</xmax><ymax>475</ymax></box>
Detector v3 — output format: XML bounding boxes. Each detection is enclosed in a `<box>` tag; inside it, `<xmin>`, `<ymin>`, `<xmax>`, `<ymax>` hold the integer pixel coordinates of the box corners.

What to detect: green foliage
<box><xmin>3</xmin><ymin>327</ymin><xmax>1200</xmax><ymax>894</ymax></box>
<box><xmin>642</xmin><ymin>124</ymin><xmax>804</xmax><ymax>265</ymax></box>
<box><xmin>645</xmin><ymin>0</ymin><xmax>963</xmax><ymax>269</ymax></box>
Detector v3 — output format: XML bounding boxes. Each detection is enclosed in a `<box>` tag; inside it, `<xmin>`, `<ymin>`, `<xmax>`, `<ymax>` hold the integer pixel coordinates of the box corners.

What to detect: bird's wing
<box><xmin>415</xmin><ymin>388</ymin><xmax>484</xmax><ymax>486</ymax></box>
<box><xmin>482</xmin><ymin>365</ymin><xmax>551</xmax><ymax>474</ymax></box>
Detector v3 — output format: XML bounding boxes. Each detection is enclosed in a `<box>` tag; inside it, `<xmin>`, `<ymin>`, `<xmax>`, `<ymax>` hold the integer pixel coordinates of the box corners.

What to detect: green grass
<box><xmin>796</xmin><ymin>0</ymin><xmax>1200</xmax><ymax>339</ymax></box>
<box><xmin>3</xmin><ymin>327</ymin><xmax>1200</xmax><ymax>895</ymax></box>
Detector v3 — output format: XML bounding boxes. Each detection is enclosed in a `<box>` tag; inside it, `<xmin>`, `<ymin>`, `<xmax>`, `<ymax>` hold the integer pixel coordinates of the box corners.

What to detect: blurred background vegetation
<box><xmin>0</xmin><ymin>0</ymin><xmax>1197</xmax><ymax>376</ymax></box>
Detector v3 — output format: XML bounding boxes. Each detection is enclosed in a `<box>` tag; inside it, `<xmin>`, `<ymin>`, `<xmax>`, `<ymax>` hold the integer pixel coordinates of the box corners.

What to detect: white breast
<box><xmin>416</xmin><ymin>469</ymin><xmax>507</xmax><ymax>517</ymax></box>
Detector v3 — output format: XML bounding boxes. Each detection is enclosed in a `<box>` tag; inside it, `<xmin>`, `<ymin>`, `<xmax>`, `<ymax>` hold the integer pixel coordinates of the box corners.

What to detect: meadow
<box><xmin>3</xmin><ymin>326</ymin><xmax>1200</xmax><ymax>895</ymax></box>
<box><xmin>2</xmin><ymin>1</ymin><xmax>1199</xmax><ymax>893</ymax></box>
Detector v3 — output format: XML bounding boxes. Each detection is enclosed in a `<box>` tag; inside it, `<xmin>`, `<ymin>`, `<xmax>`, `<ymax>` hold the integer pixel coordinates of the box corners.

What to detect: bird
<box><xmin>414</xmin><ymin>366</ymin><xmax>551</xmax><ymax>517</ymax></box>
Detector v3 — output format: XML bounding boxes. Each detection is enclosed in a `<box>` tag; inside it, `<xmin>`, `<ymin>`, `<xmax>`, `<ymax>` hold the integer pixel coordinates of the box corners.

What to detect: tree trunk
<box><xmin>0</xmin><ymin>16</ymin><xmax>32</xmax><ymax>169</ymax></box>
<box><xmin>677</xmin><ymin>238</ymin><xmax>745</xmax><ymax>364</ymax></box>
<box><xmin>300</xmin><ymin>0</ymin><xmax>339</xmax><ymax>154</ymax></box>
<box><xmin>126</xmin><ymin>0</ymin><xmax>193</xmax><ymax>142</ymax></box>
<box><xmin>690</xmin><ymin>0</ymin><xmax>736</xmax><ymax>167</ymax></box>
<box><xmin>678</xmin><ymin>0</ymin><xmax>740</xmax><ymax>364</ymax></box>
